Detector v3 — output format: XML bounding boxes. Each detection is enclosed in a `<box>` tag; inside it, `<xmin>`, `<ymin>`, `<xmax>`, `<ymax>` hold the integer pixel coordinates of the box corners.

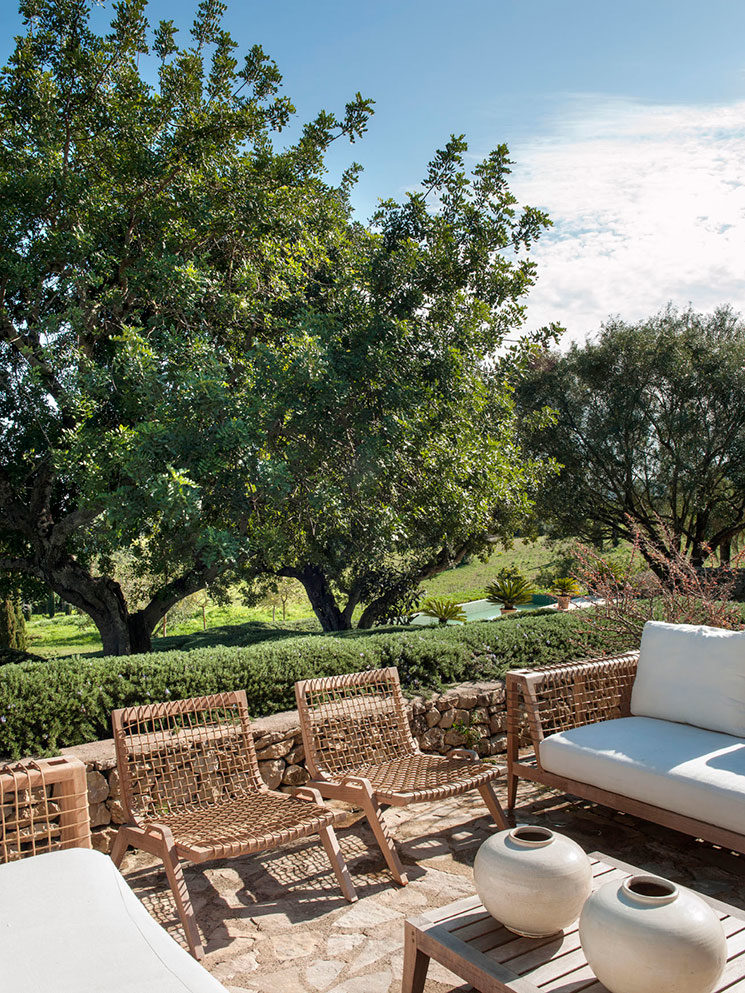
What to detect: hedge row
<box><xmin>0</xmin><ymin>611</ymin><xmax>635</xmax><ymax>759</ymax></box>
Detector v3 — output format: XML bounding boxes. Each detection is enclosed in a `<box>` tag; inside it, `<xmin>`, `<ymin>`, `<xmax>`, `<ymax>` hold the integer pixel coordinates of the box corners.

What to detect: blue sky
<box><xmin>2</xmin><ymin>1</ymin><xmax>744</xmax><ymax>341</ymax></box>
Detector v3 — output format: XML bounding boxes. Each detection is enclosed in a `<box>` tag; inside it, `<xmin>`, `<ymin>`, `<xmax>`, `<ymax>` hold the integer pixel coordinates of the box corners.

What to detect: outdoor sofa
<box><xmin>506</xmin><ymin>620</ymin><xmax>745</xmax><ymax>853</ymax></box>
<box><xmin>0</xmin><ymin>756</ymin><xmax>228</xmax><ymax>992</ymax></box>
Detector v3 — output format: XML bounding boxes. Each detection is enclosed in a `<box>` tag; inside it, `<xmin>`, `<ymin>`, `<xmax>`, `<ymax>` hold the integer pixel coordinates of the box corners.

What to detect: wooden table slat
<box><xmin>717</xmin><ymin>967</ymin><xmax>745</xmax><ymax>993</ymax></box>
<box><xmin>533</xmin><ymin>963</ymin><xmax>599</xmax><ymax>993</ymax></box>
<box><xmin>520</xmin><ymin>947</ymin><xmax>589</xmax><ymax>987</ymax></box>
<box><xmin>507</xmin><ymin>933</ymin><xmax>583</xmax><ymax>976</ymax></box>
<box><xmin>716</xmin><ymin>949</ymin><xmax>745</xmax><ymax>988</ymax></box>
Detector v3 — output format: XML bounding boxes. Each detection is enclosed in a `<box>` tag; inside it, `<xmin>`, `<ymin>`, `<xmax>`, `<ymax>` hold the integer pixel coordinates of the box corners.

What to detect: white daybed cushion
<box><xmin>631</xmin><ymin>620</ymin><xmax>745</xmax><ymax>737</ymax></box>
<box><xmin>539</xmin><ymin>716</ymin><xmax>745</xmax><ymax>836</ymax></box>
<box><xmin>0</xmin><ymin>848</ymin><xmax>226</xmax><ymax>993</ymax></box>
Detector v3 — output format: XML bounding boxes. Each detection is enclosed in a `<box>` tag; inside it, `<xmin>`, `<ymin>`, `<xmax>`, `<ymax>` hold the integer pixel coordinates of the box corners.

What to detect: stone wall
<box><xmin>61</xmin><ymin>679</ymin><xmax>507</xmax><ymax>854</ymax></box>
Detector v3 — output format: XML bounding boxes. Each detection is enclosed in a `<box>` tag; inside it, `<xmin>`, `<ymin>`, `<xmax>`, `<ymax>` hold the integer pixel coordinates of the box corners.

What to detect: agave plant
<box><xmin>485</xmin><ymin>571</ymin><xmax>535</xmax><ymax>611</ymax></box>
<box><xmin>550</xmin><ymin>577</ymin><xmax>582</xmax><ymax>597</ymax></box>
<box><xmin>418</xmin><ymin>597</ymin><xmax>467</xmax><ymax>626</ymax></box>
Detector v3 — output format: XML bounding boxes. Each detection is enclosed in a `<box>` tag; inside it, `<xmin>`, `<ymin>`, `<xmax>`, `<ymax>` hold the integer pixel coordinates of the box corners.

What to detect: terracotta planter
<box><xmin>474</xmin><ymin>825</ymin><xmax>592</xmax><ymax>937</ymax></box>
<box><xmin>556</xmin><ymin>595</ymin><xmax>571</xmax><ymax>610</ymax></box>
<box><xmin>500</xmin><ymin>607</ymin><xmax>517</xmax><ymax>616</ymax></box>
<box><xmin>579</xmin><ymin>874</ymin><xmax>726</xmax><ymax>993</ymax></box>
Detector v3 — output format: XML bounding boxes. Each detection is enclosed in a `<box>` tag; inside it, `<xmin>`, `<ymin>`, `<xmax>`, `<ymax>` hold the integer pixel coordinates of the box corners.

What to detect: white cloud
<box><xmin>509</xmin><ymin>96</ymin><xmax>745</xmax><ymax>344</ymax></box>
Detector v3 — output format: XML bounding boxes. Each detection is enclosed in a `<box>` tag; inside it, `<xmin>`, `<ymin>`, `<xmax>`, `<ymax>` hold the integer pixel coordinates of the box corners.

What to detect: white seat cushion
<box><xmin>631</xmin><ymin>620</ymin><xmax>745</xmax><ymax>737</ymax></box>
<box><xmin>0</xmin><ymin>848</ymin><xmax>226</xmax><ymax>992</ymax></box>
<box><xmin>539</xmin><ymin>716</ymin><xmax>745</xmax><ymax>835</ymax></box>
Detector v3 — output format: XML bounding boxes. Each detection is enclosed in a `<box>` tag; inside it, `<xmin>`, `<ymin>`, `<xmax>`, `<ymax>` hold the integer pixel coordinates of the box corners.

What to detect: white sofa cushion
<box><xmin>539</xmin><ymin>716</ymin><xmax>745</xmax><ymax>836</ymax></box>
<box><xmin>0</xmin><ymin>848</ymin><xmax>226</xmax><ymax>992</ymax></box>
<box><xmin>630</xmin><ymin>620</ymin><xmax>745</xmax><ymax>737</ymax></box>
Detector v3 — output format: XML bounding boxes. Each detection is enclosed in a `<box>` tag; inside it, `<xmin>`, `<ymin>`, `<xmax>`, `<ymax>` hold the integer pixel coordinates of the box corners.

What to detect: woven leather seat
<box><xmin>295</xmin><ymin>667</ymin><xmax>506</xmax><ymax>885</ymax></box>
<box><xmin>159</xmin><ymin>791</ymin><xmax>339</xmax><ymax>859</ymax></box>
<box><xmin>348</xmin><ymin>752</ymin><xmax>499</xmax><ymax>803</ymax></box>
<box><xmin>111</xmin><ymin>691</ymin><xmax>356</xmax><ymax>959</ymax></box>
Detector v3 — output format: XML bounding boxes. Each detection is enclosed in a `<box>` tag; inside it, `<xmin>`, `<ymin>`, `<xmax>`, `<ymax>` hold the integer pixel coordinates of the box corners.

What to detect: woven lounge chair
<box><xmin>0</xmin><ymin>756</ymin><xmax>227</xmax><ymax>992</ymax></box>
<box><xmin>295</xmin><ymin>667</ymin><xmax>507</xmax><ymax>885</ymax></box>
<box><xmin>111</xmin><ymin>690</ymin><xmax>356</xmax><ymax>959</ymax></box>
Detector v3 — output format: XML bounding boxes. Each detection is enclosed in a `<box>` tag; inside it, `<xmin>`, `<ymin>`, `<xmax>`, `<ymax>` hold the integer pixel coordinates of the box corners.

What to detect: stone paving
<box><xmin>119</xmin><ymin>779</ymin><xmax>745</xmax><ymax>993</ymax></box>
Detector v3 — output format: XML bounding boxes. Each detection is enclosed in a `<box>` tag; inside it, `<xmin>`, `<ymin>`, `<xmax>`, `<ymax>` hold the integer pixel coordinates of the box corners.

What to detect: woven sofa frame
<box><xmin>111</xmin><ymin>690</ymin><xmax>356</xmax><ymax>959</ymax></box>
<box><xmin>295</xmin><ymin>666</ymin><xmax>506</xmax><ymax>886</ymax></box>
<box><xmin>1</xmin><ymin>756</ymin><xmax>91</xmax><ymax>862</ymax></box>
<box><xmin>506</xmin><ymin>651</ymin><xmax>745</xmax><ymax>854</ymax></box>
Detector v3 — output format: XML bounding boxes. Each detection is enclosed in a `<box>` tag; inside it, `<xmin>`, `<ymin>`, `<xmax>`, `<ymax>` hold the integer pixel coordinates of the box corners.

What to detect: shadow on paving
<box><xmin>120</xmin><ymin>780</ymin><xmax>745</xmax><ymax>993</ymax></box>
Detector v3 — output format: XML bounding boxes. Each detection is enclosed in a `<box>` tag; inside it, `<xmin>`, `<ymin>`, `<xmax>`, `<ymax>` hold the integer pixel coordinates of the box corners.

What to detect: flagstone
<box><xmin>306</xmin><ymin>959</ymin><xmax>345</xmax><ymax>989</ymax></box>
<box><xmin>116</xmin><ymin>781</ymin><xmax>745</xmax><ymax>993</ymax></box>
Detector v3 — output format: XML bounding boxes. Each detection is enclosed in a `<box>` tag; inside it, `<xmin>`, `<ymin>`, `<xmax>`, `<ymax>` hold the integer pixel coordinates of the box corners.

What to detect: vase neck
<box><xmin>509</xmin><ymin>826</ymin><xmax>554</xmax><ymax>849</ymax></box>
<box><xmin>622</xmin><ymin>875</ymin><xmax>678</xmax><ymax>906</ymax></box>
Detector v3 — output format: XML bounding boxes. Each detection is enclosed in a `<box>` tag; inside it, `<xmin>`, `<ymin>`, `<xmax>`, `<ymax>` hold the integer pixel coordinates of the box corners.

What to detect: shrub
<box><xmin>0</xmin><ymin>599</ymin><xmax>26</xmax><ymax>651</ymax></box>
<box><xmin>417</xmin><ymin>597</ymin><xmax>467</xmax><ymax>625</ymax></box>
<box><xmin>0</xmin><ymin>611</ymin><xmax>635</xmax><ymax>759</ymax></box>
<box><xmin>485</xmin><ymin>570</ymin><xmax>535</xmax><ymax>610</ymax></box>
<box><xmin>573</xmin><ymin>516</ymin><xmax>745</xmax><ymax>654</ymax></box>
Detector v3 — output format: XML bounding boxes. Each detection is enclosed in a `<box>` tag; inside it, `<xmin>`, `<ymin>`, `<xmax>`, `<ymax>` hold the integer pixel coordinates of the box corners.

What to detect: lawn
<box><xmin>422</xmin><ymin>536</ymin><xmax>632</xmax><ymax>602</ymax></box>
<box><xmin>24</xmin><ymin>536</ymin><xmax>630</xmax><ymax>658</ymax></box>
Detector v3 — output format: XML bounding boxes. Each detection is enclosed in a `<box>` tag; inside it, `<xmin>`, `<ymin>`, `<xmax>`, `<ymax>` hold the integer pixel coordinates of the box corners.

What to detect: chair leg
<box><xmin>110</xmin><ymin>825</ymin><xmax>131</xmax><ymax>868</ymax></box>
<box><xmin>319</xmin><ymin>824</ymin><xmax>358</xmax><ymax>902</ymax></box>
<box><xmin>356</xmin><ymin>781</ymin><xmax>408</xmax><ymax>886</ymax></box>
<box><xmin>159</xmin><ymin>839</ymin><xmax>204</xmax><ymax>960</ymax></box>
<box><xmin>110</xmin><ymin>824</ymin><xmax>204</xmax><ymax>960</ymax></box>
<box><xmin>477</xmin><ymin>781</ymin><xmax>508</xmax><ymax>830</ymax></box>
<box><xmin>506</xmin><ymin>770</ymin><xmax>519</xmax><ymax>813</ymax></box>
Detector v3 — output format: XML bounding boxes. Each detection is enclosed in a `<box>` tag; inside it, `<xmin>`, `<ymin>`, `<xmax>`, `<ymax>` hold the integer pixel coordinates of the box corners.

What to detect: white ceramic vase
<box><xmin>473</xmin><ymin>825</ymin><xmax>592</xmax><ymax>937</ymax></box>
<box><xmin>579</xmin><ymin>874</ymin><xmax>727</xmax><ymax>993</ymax></box>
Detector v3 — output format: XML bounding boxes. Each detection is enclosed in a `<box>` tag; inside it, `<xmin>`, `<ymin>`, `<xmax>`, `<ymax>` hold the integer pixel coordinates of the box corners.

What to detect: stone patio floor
<box><xmin>119</xmin><ymin>779</ymin><xmax>745</xmax><ymax>993</ymax></box>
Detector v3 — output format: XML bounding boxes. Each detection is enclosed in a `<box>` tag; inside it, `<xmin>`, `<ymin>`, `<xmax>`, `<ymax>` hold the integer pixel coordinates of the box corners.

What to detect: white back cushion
<box><xmin>631</xmin><ymin>621</ymin><xmax>745</xmax><ymax>736</ymax></box>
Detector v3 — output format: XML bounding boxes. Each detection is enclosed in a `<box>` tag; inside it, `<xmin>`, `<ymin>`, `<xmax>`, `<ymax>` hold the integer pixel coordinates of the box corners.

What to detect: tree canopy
<box><xmin>516</xmin><ymin>305</ymin><xmax>745</xmax><ymax>566</ymax></box>
<box><xmin>0</xmin><ymin>0</ymin><xmax>557</xmax><ymax>651</ymax></box>
<box><xmin>235</xmin><ymin>136</ymin><xmax>559</xmax><ymax>630</ymax></box>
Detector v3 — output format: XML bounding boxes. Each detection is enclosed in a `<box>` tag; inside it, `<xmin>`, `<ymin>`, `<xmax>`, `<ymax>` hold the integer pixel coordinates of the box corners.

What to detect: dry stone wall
<box><xmin>61</xmin><ymin>680</ymin><xmax>507</xmax><ymax>854</ymax></box>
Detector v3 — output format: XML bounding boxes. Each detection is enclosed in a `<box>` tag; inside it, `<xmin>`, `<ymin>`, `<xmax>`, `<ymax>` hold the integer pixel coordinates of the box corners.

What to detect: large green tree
<box><xmin>1</xmin><ymin>0</ymin><xmax>558</xmax><ymax>649</ymax></box>
<box><xmin>516</xmin><ymin>306</ymin><xmax>745</xmax><ymax>566</ymax></box>
<box><xmin>238</xmin><ymin>138</ymin><xmax>559</xmax><ymax>629</ymax></box>
<box><xmin>0</xmin><ymin>0</ymin><xmax>371</xmax><ymax>654</ymax></box>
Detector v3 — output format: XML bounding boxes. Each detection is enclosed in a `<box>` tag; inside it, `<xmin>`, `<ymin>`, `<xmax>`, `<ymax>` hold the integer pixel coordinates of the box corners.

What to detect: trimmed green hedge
<box><xmin>0</xmin><ymin>611</ymin><xmax>634</xmax><ymax>759</ymax></box>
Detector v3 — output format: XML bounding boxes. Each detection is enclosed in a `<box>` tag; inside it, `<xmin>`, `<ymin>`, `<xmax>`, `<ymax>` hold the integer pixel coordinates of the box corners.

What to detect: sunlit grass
<box><xmin>26</xmin><ymin>536</ymin><xmax>632</xmax><ymax>657</ymax></box>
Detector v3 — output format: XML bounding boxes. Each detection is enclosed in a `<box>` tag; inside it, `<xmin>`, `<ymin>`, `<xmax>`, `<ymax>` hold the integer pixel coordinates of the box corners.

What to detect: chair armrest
<box><xmin>506</xmin><ymin>652</ymin><xmax>639</xmax><ymax>765</ymax></box>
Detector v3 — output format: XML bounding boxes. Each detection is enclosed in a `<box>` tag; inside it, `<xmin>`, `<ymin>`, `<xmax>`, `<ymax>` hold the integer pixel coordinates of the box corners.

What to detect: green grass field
<box><xmin>422</xmin><ymin>536</ymin><xmax>631</xmax><ymax>601</ymax></box>
<box><xmin>24</xmin><ymin>536</ymin><xmax>631</xmax><ymax>658</ymax></box>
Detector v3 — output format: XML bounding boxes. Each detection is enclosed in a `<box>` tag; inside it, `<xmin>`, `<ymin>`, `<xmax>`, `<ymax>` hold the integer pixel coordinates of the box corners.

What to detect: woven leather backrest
<box><xmin>0</xmin><ymin>757</ymin><xmax>91</xmax><ymax>862</ymax></box>
<box><xmin>112</xmin><ymin>691</ymin><xmax>263</xmax><ymax>821</ymax></box>
<box><xmin>295</xmin><ymin>667</ymin><xmax>416</xmax><ymax>778</ymax></box>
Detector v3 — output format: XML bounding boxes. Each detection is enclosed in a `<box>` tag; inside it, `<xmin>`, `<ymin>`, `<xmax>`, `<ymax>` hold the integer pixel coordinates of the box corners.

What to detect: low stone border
<box><xmin>61</xmin><ymin>680</ymin><xmax>507</xmax><ymax>854</ymax></box>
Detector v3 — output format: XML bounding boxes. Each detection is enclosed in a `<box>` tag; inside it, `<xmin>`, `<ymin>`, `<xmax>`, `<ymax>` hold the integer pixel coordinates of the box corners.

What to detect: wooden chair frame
<box><xmin>295</xmin><ymin>667</ymin><xmax>506</xmax><ymax>886</ymax></box>
<box><xmin>506</xmin><ymin>651</ymin><xmax>745</xmax><ymax>854</ymax></box>
<box><xmin>1</xmin><ymin>756</ymin><xmax>91</xmax><ymax>861</ymax></box>
<box><xmin>111</xmin><ymin>691</ymin><xmax>356</xmax><ymax>959</ymax></box>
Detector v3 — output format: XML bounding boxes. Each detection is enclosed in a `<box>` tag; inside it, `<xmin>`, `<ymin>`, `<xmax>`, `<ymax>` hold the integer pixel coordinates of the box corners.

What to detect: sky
<box><xmin>2</xmin><ymin>0</ymin><xmax>744</xmax><ymax>344</ymax></box>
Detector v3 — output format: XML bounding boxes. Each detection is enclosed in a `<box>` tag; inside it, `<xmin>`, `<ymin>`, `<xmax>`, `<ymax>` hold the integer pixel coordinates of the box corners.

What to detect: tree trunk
<box><xmin>37</xmin><ymin>558</ymin><xmax>217</xmax><ymax>655</ymax></box>
<box><xmin>86</xmin><ymin>584</ymin><xmax>154</xmax><ymax>655</ymax></box>
<box><xmin>296</xmin><ymin>566</ymin><xmax>351</xmax><ymax>632</ymax></box>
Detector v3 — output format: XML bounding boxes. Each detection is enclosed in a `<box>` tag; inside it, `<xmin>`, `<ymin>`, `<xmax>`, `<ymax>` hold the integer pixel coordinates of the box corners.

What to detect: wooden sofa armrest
<box><xmin>506</xmin><ymin>652</ymin><xmax>640</xmax><ymax>768</ymax></box>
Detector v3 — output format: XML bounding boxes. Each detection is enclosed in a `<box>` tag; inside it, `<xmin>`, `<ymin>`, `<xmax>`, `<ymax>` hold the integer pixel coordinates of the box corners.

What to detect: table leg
<box><xmin>402</xmin><ymin>923</ymin><xmax>430</xmax><ymax>993</ymax></box>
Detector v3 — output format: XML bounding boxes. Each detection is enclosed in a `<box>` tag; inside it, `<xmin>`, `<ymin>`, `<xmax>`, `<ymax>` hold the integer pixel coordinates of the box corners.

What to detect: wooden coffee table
<box><xmin>402</xmin><ymin>852</ymin><xmax>745</xmax><ymax>993</ymax></box>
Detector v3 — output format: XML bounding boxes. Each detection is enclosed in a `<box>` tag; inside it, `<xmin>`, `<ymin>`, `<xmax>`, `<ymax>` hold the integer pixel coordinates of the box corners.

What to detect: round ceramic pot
<box><xmin>579</xmin><ymin>874</ymin><xmax>726</xmax><ymax>993</ymax></box>
<box><xmin>473</xmin><ymin>825</ymin><xmax>592</xmax><ymax>937</ymax></box>
<box><xmin>556</xmin><ymin>595</ymin><xmax>571</xmax><ymax>610</ymax></box>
